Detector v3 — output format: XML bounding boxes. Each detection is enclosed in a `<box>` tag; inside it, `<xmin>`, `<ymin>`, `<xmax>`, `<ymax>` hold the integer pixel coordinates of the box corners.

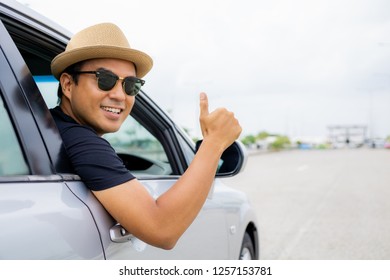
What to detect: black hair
<box><xmin>56</xmin><ymin>61</ymin><xmax>86</xmax><ymax>103</ymax></box>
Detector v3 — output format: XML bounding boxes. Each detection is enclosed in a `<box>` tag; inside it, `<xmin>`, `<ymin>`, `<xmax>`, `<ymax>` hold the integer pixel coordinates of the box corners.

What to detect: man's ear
<box><xmin>59</xmin><ymin>73</ymin><xmax>73</xmax><ymax>100</ymax></box>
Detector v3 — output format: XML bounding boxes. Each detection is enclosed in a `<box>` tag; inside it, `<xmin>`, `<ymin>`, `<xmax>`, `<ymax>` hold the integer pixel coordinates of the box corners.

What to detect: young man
<box><xmin>50</xmin><ymin>23</ymin><xmax>241</xmax><ymax>249</ymax></box>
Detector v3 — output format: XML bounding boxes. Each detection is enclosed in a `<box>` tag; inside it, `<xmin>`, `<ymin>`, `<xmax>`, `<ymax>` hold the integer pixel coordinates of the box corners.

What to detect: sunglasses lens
<box><xmin>94</xmin><ymin>70</ymin><xmax>144</xmax><ymax>96</ymax></box>
<box><xmin>124</xmin><ymin>77</ymin><xmax>143</xmax><ymax>96</ymax></box>
<box><xmin>97</xmin><ymin>72</ymin><xmax>118</xmax><ymax>91</ymax></box>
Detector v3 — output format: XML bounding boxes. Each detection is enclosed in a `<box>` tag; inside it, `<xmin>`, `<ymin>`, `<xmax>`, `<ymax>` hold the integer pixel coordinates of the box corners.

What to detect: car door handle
<box><xmin>109</xmin><ymin>223</ymin><xmax>134</xmax><ymax>243</ymax></box>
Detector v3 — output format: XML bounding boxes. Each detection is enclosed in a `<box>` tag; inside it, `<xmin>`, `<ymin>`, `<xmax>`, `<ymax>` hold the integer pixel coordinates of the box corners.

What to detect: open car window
<box><xmin>34</xmin><ymin>75</ymin><xmax>59</xmax><ymax>108</ymax></box>
<box><xmin>104</xmin><ymin>117</ymin><xmax>172</xmax><ymax>176</ymax></box>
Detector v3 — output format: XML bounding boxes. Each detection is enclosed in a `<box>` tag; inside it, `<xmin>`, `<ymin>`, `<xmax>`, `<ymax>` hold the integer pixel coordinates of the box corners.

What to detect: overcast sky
<box><xmin>18</xmin><ymin>0</ymin><xmax>390</xmax><ymax>140</ymax></box>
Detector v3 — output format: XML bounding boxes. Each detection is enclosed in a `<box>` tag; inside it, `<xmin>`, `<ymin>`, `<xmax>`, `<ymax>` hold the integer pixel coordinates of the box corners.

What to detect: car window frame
<box><xmin>130</xmin><ymin>92</ymin><xmax>189</xmax><ymax>176</ymax></box>
<box><xmin>0</xmin><ymin>29</ymin><xmax>51</xmax><ymax>177</ymax></box>
<box><xmin>0</xmin><ymin>13</ymin><xmax>71</xmax><ymax>176</ymax></box>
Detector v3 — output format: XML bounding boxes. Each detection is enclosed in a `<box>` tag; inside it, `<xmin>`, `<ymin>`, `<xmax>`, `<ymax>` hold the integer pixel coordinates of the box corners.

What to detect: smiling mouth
<box><xmin>101</xmin><ymin>106</ymin><xmax>122</xmax><ymax>114</ymax></box>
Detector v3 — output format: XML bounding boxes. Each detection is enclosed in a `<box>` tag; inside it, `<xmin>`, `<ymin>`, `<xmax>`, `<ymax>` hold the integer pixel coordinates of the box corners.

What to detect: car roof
<box><xmin>0</xmin><ymin>0</ymin><xmax>72</xmax><ymax>40</ymax></box>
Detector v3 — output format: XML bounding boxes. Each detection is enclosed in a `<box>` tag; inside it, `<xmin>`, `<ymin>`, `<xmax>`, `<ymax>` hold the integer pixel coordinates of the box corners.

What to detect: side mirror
<box><xmin>195</xmin><ymin>140</ymin><xmax>248</xmax><ymax>177</ymax></box>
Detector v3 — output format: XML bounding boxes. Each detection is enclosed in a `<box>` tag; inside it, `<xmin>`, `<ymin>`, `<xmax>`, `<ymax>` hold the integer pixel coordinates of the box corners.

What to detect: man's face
<box><xmin>60</xmin><ymin>58</ymin><xmax>137</xmax><ymax>135</ymax></box>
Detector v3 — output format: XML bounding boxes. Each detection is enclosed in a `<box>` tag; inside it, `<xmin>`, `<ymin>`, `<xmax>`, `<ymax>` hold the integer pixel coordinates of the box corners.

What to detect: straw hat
<box><xmin>51</xmin><ymin>23</ymin><xmax>153</xmax><ymax>79</ymax></box>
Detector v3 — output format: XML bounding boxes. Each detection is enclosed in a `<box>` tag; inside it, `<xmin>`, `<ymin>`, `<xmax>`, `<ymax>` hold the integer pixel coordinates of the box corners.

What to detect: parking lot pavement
<box><xmin>223</xmin><ymin>148</ymin><xmax>390</xmax><ymax>259</ymax></box>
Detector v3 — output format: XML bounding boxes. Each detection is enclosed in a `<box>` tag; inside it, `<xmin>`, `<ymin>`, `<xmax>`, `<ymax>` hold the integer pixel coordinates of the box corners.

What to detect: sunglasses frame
<box><xmin>71</xmin><ymin>69</ymin><xmax>145</xmax><ymax>96</ymax></box>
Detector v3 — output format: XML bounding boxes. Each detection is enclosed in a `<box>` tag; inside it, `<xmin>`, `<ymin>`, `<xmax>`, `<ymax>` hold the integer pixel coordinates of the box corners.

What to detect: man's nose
<box><xmin>108</xmin><ymin>81</ymin><xmax>127</xmax><ymax>101</ymax></box>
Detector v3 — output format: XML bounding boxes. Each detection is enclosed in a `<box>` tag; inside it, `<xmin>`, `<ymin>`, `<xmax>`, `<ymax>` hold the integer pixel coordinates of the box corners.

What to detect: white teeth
<box><xmin>101</xmin><ymin>106</ymin><xmax>121</xmax><ymax>114</ymax></box>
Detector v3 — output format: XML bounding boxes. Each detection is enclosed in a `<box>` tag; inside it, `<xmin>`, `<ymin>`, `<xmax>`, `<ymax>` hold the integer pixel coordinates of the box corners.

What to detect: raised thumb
<box><xmin>199</xmin><ymin>92</ymin><xmax>209</xmax><ymax>117</ymax></box>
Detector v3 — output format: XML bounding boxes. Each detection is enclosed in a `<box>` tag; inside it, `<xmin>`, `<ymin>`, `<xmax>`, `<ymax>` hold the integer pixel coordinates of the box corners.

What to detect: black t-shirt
<box><xmin>50</xmin><ymin>106</ymin><xmax>135</xmax><ymax>191</ymax></box>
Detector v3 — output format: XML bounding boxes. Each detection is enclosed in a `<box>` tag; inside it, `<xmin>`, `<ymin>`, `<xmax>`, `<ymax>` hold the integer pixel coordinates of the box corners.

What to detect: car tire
<box><xmin>239</xmin><ymin>232</ymin><xmax>255</xmax><ymax>260</ymax></box>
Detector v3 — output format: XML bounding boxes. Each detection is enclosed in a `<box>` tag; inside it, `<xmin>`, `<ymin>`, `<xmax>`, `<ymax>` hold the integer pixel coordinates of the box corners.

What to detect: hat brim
<box><xmin>51</xmin><ymin>45</ymin><xmax>153</xmax><ymax>79</ymax></box>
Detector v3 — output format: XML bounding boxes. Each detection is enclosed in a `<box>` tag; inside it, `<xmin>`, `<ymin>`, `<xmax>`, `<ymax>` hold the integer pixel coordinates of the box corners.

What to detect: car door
<box><xmin>0</xmin><ymin>30</ymin><xmax>104</xmax><ymax>259</ymax></box>
<box><xmin>0</xmin><ymin>3</ymin><xmax>230</xmax><ymax>259</ymax></box>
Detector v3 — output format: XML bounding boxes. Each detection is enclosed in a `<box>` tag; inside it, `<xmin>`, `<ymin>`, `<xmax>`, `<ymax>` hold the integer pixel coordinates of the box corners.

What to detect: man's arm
<box><xmin>92</xmin><ymin>92</ymin><xmax>242</xmax><ymax>249</ymax></box>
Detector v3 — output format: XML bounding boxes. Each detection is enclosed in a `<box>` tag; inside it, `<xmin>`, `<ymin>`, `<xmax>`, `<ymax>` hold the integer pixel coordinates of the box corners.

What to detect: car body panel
<box><xmin>0</xmin><ymin>180</ymin><xmax>104</xmax><ymax>259</ymax></box>
<box><xmin>66</xmin><ymin>179</ymin><xmax>234</xmax><ymax>259</ymax></box>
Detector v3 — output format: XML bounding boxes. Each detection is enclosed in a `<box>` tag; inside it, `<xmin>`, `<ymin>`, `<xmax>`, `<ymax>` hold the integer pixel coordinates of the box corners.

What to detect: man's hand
<box><xmin>199</xmin><ymin>92</ymin><xmax>242</xmax><ymax>153</ymax></box>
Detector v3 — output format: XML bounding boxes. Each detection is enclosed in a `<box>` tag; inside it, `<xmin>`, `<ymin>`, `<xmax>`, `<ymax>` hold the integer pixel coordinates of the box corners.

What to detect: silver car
<box><xmin>0</xmin><ymin>0</ymin><xmax>259</xmax><ymax>259</ymax></box>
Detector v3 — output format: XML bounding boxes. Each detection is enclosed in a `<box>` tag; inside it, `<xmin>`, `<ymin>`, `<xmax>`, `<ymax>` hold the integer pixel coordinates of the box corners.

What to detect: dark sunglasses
<box><xmin>72</xmin><ymin>69</ymin><xmax>145</xmax><ymax>96</ymax></box>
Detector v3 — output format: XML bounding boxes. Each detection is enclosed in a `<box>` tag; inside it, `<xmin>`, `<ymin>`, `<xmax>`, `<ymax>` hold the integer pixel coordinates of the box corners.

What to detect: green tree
<box><xmin>241</xmin><ymin>134</ymin><xmax>257</xmax><ymax>145</ymax></box>
<box><xmin>256</xmin><ymin>131</ymin><xmax>269</xmax><ymax>140</ymax></box>
<box><xmin>270</xmin><ymin>135</ymin><xmax>291</xmax><ymax>150</ymax></box>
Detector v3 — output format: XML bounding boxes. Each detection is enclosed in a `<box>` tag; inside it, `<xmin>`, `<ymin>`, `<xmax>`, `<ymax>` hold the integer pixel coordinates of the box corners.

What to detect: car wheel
<box><xmin>239</xmin><ymin>232</ymin><xmax>255</xmax><ymax>260</ymax></box>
